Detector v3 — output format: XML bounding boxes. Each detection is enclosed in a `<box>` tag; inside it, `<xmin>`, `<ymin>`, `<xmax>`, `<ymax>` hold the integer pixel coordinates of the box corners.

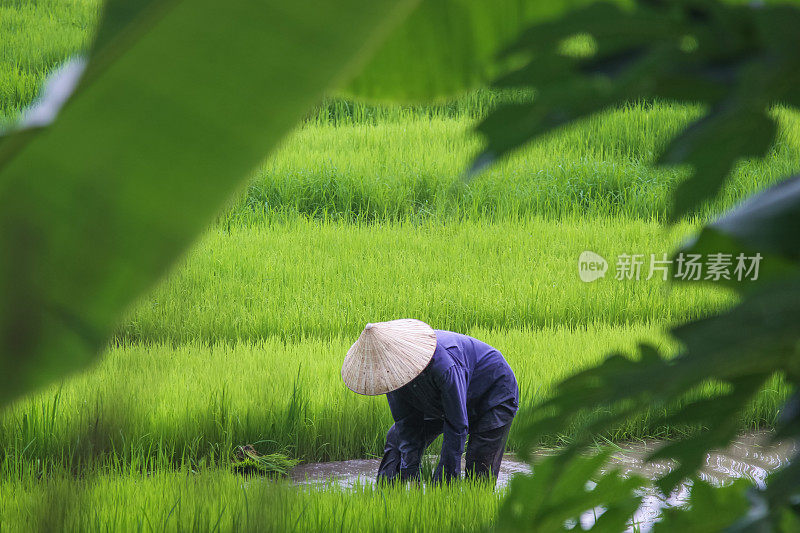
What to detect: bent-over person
<box><xmin>341</xmin><ymin>319</ymin><xmax>518</xmax><ymax>485</ymax></box>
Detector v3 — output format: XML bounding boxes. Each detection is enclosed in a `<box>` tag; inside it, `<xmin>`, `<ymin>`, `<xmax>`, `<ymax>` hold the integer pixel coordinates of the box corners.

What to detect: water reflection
<box><xmin>290</xmin><ymin>431</ymin><xmax>796</xmax><ymax>531</ymax></box>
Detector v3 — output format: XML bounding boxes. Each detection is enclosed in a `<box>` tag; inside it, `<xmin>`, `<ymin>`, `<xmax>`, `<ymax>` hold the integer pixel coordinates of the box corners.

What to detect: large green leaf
<box><xmin>503</xmin><ymin>173</ymin><xmax>800</xmax><ymax>528</ymax></box>
<box><xmin>346</xmin><ymin>0</ymin><xmax>602</xmax><ymax>100</ymax></box>
<box><xmin>675</xmin><ymin>174</ymin><xmax>800</xmax><ymax>295</ymax></box>
<box><xmin>686</xmin><ymin>174</ymin><xmax>800</xmax><ymax>264</ymax></box>
<box><xmin>495</xmin><ymin>452</ymin><xmax>645</xmax><ymax>532</ymax></box>
<box><xmin>653</xmin><ymin>480</ymin><xmax>751</xmax><ymax>531</ymax></box>
<box><xmin>474</xmin><ymin>1</ymin><xmax>800</xmax><ymax>528</ymax></box>
<box><xmin>0</xmin><ymin>0</ymin><xmax>420</xmax><ymax>405</ymax></box>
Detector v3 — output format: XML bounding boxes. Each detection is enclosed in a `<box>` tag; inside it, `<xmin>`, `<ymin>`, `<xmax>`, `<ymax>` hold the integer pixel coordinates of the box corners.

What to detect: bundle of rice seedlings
<box><xmin>231</xmin><ymin>444</ymin><xmax>299</xmax><ymax>477</ymax></box>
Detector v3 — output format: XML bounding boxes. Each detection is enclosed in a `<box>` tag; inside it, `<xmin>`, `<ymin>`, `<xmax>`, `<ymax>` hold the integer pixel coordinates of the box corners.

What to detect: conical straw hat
<box><xmin>342</xmin><ymin>319</ymin><xmax>437</xmax><ymax>396</ymax></box>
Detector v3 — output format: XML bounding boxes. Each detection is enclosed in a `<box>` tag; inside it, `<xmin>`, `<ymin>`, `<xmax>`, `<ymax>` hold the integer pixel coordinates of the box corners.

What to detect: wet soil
<box><xmin>289</xmin><ymin>432</ymin><xmax>796</xmax><ymax>531</ymax></box>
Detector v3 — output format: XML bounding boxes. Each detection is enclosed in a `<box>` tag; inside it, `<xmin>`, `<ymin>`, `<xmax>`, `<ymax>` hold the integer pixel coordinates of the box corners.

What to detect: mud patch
<box><xmin>291</xmin><ymin>456</ymin><xmax>531</xmax><ymax>488</ymax></box>
<box><xmin>290</xmin><ymin>432</ymin><xmax>796</xmax><ymax>531</ymax></box>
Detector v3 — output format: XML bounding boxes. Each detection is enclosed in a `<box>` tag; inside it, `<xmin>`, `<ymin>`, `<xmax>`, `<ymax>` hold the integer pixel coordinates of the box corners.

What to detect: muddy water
<box><xmin>291</xmin><ymin>455</ymin><xmax>532</xmax><ymax>489</ymax></box>
<box><xmin>290</xmin><ymin>432</ymin><xmax>796</xmax><ymax>531</ymax></box>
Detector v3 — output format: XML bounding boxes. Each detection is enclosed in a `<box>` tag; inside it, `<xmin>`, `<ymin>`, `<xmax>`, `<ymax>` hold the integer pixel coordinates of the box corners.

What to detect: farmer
<box><xmin>341</xmin><ymin>319</ymin><xmax>518</xmax><ymax>485</ymax></box>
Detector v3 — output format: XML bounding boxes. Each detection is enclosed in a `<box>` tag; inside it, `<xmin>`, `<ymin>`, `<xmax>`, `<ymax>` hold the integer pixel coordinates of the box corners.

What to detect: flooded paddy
<box><xmin>290</xmin><ymin>432</ymin><xmax>796</xmax><ymax>531</ymax></box>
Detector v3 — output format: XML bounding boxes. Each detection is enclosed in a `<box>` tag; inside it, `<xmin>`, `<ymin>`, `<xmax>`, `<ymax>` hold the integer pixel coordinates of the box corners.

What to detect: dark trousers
<box><xmin>376</xmin><ymin>419</ymin><xmax>512</xmax><ymax>485</ymax></box>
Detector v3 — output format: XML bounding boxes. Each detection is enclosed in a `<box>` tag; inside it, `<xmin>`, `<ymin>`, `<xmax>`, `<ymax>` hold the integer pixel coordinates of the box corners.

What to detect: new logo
<box><xmin>578</xmin><ymin>251</ymin><xmax>608</xmax><ymax>282</ymax></box>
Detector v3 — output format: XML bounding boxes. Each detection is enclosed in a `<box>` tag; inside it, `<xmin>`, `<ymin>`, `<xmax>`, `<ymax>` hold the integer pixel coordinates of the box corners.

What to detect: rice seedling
<box><xmin>231</xmin><ymin>444</ymin><xmax>299</xmax><ymax>477</ymax></box>
<box><xmin>0</xmin><ymin>470</ymin><xmax>502</xmax><ymax>532</ymax></box>
<box><xmin>118</xmin><ymin>216</ymin><xmax>734</xmax><ymax>343</ymax></box>
<box><xmin>1</xmin><ymin>323</ymin><xmax>787</xmax><ymax>473</ymax></box>
<box><xmin>234</xmin><ymin>105</ymin><xmax>800</xmax><ymax>222</ymax></box>
<box><xmin>3</xmin><ymin>3</ymin><xmax>799</xmax><ymax>223</ymax></box>
<box><xmin>0</xmin><ymin>0</ymin><xmax>100</xmax><ymax>124</ymax></box>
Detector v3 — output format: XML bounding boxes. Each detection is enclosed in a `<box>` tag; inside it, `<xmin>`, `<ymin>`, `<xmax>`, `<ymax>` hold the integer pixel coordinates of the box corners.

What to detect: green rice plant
<box><xmin>0</xmin><ymin>323</ymin><xmax>787</xmax><ymax>471</ymax></box>
<box><xmin>231</xmin><ymin>445</ymin><xmax>299</xmax><ymax>477</ymax></box>
<box><xmin>3</xmin><ymin>2</ymin><xmax>798</xmax><ymax>225</ymax></box>
<box><xmin>0</xmin><ymin>0</ymin><xmax>100</xmax><ymax>124</ymax></box>
<box><xmin>308</xmin><ymin>88</ymin><xmax>531</xmax><ymax>124</ymax></box>
<box><xmin>4</xmin><ymin>2</ymin><xmax>798</xmax><ymax>228</ymax></box>
<box><xmin>0</xmin><ymin>470</ymin><xmax>502</xmax><ymax>532</ymax></box>
<box><xmin>118</xmin><ymin>216</ymin><xmax>734</xmax><ymax>344</ymax></box>
<box><xmin>231</xmin><ymin>104</ymin><xmax>800</xmax><ymax>222</ymax></box>
<box><xmin>0</xmin><ymin>6</ymin><xmax>793</xmax><ymax>528</ymax></box>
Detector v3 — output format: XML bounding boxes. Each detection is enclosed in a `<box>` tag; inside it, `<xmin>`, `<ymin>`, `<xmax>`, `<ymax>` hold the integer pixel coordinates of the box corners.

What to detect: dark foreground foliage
<box><xmin>476</xmin><ymin>1</ymin><xmax>800</xmax><ymax>529</ymax></box>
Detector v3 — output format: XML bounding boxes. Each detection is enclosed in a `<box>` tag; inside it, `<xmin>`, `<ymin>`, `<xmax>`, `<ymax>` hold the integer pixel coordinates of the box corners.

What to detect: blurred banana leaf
<box><xmin>502</xmin><ymin>173</ymin><xmax>800</xmax><ymax>529</ymax></box>
<box><xmin>496</xmin><ymin>452</ymin><xmax>645</xmax><ymax>532</ymax></box>
<box><xmin>346</xmin><ymin>0</ymin><xmax>604</xmax><ymax>100</ymax></box>
<box><xmin>682</xmin><ymin>174</ymin><xmax>800</xmax><ymax>294</ymax></box>
<box><xmin>473</xmin><ymin>0</ymin><xmax>800</xmax><ymax>219</ymax></box>
<box><xmin>0</xmin><ymin>0</ymin><xmax>613</xmax><ymax>406</ymax></box>
<box><xmin>0</xmin><ymin>0</ymin><xmax>423</xmax><ymax>405</ymax></box>
<box><xmin>653</xmin><ymin>479</ymin><xmax>752</xmax><ymax>531</ymax></box>
<box><xmin>473</xmin><ymin>2</ymin><xmax>800</xmax><ymax>526</ymax></box>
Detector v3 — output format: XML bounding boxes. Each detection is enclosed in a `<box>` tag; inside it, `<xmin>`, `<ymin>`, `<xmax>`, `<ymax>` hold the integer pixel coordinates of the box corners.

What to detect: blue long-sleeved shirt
<box><xmin>386</xmin><ymin>330</ymin><xmax>518</xmax><ymax>481</ymax></box>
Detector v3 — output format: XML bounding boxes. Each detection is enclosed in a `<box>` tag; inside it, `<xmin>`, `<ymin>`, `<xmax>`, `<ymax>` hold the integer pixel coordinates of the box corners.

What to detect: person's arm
<box><xmin>433</xmin><ymin>365</ymin><xmax>469</xmax><ymax>483</ymax></box>
<box><xmin>387</xmin><ymin>392</ymin><xmax>426</xmax><ymax>481</ymax></box>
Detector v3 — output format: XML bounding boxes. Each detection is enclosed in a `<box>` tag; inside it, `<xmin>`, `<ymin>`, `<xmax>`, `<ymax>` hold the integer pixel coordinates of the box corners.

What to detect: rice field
<box><xmin>235</xmin><ymin>104</ymin><xmax>800</xmax><ymax>221</ymax></box>
<box><xmin>2</xmin><ymin>0</ymin><xmax>799</xmax><ymax>531</ymax></box>
<box><xmin>0</xmin><ymin>0</ymin><xmax>99</xmax><ymax>124</ymax></box>
<box><xmin>0</xmin><ymin>472</ymin><xmax>501</xmax><ymax>533</ymax></box>
<box><xmin>119</xmin><ymin>217</ymin><xmax>733</xmax><ymax>343</ymax></box>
